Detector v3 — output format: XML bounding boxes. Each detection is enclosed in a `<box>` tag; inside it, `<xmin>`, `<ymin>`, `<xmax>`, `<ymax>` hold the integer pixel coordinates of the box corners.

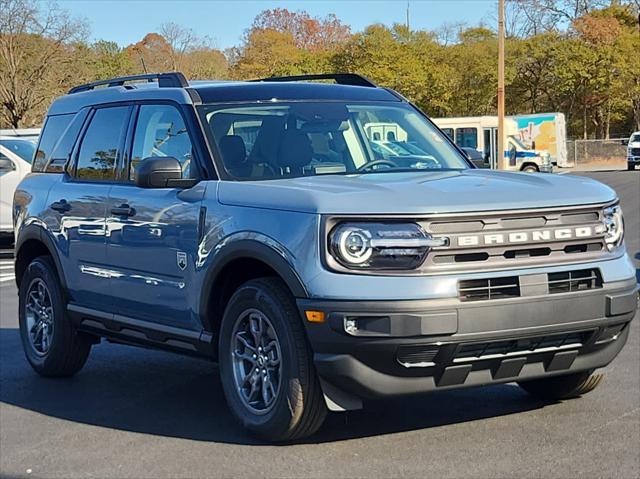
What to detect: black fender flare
<box><xmin>198</xmin><ymin>237</ymin><xmax>308</xmax><ymax>326</ymax></box>
<box><xmin>14</xmin><ymin>223</ymin><xmax>67</xmax><ymax>291</ymax></box>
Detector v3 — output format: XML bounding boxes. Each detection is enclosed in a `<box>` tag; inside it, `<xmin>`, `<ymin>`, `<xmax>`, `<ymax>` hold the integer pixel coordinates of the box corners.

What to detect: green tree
<box><xmin>447</xmin><ymin>27</ymin><xmax>499</xmax><ymax>116</ymax></box>
<box><xmin>231</xmin><ymin>29</ymin><xmax>303</xmax><ymax>78</ymax></box>
<box><xmin>333</xmin><ymin>24</ymin><xmax>456</xmax><ymax>116</ymax></box>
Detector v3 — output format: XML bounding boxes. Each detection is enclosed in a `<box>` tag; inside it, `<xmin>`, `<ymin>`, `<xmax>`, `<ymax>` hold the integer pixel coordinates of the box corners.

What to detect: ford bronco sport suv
<box><xmin>13</xmin><ymin>73</ymin><xmax>638</xmax><ymax>442</ymax></box>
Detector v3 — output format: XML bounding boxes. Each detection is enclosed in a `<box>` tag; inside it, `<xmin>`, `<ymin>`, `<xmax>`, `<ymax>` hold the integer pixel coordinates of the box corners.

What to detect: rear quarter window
<box><xmin>32</xmin><ymin>114</ymin><xmax>74</xmax><ymax>172</ymax></box>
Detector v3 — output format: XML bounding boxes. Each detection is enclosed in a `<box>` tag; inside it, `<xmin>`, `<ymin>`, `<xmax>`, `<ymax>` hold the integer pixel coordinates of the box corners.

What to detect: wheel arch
<box><xmin>14</xmin><ymin>225</ymin><xmax>66</xmax><ymax>291</ymax></box>
<box><xmin>520</xmin><ymin>162</ymin><xmax>540</xmax><ymax>172</ymax></box>
<box><xmin>199</xmin><ymin>238</ymin><xmax>308</xmax><ymax>337</ymax></box>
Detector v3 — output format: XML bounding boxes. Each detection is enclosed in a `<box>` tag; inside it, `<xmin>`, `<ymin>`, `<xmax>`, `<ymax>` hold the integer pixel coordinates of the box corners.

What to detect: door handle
<box><xmin>110</xmin><ymin>204</ymin><xmax>136</xmax><ymax>217</ymax></box>
<box><xmin>50</xmin><ymin>199</ymin><xmax>71</xmax><ymax>213</ymax></box>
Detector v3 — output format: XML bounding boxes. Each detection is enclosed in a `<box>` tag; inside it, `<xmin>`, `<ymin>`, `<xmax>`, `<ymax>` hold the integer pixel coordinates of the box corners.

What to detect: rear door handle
<box><xmin>110</xmin><ymin>204</ymin><xmax>136</xmax><ymax>217</ymax></box>
<box><xmin>50</xmin><ymin>199</ymin><xmax>71</xmax><ymax>213</ymax></box>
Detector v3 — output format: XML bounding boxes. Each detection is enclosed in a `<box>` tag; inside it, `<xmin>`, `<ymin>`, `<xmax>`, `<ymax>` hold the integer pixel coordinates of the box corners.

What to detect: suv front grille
<box><xmin>630</xmin><ymin>147</ymin><xmax>640</xmax><ymax>157</ymax></box>
<box><xmin>548</xmin><ymin>269</ymin><xmax>602</xmax><ymax>294</ymax></box>
<box><xmin>419</xmin><ymin>205</ymin><xmax>610</xmax><ymax>273</ymax></box>
<box><xmin>458</xmin><ymin>276</ymin><xmax>520</xmax><ymax>302</ymax></box>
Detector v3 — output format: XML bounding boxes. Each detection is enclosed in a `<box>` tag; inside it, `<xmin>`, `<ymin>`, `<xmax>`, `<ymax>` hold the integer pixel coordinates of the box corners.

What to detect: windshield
<box><xmin>198</xmin><ymin>102</ymin><xmax>469</xmax><ymax>180</ymax></box>
<box><xmin>0</xmin><ymin>138</ymin><xmax>37</xmax><ymax>163</ymax></box>
<box><xmin>631</xmin><ymin>134</ymin><xmax>640</xmax><ymax>143</ymax></box>
<box><xmin>508</xmin><ymin>135</ymin><xmax>529</xmax><ymax>150</ymax></box>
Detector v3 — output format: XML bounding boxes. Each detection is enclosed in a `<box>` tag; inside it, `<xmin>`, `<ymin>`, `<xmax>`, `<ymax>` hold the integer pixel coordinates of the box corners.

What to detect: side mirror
<box><xmin>531</xmin><ymin>140</ymin><xmax>536</xmax><ymax>150</ymax></box>
<box><xmin>0</xmin><ymin>156</ymin><xmax>15</xmax><ymax>171</ymax></box>
<box><xmin>134</xmin><ymin>156</ymin><xmax>183</xmax><ymax>188</ymax></box>
<box><xmin>621</xmin><ymin>139</ymin><xmax>628</xmax><ymax>146</ymax></box>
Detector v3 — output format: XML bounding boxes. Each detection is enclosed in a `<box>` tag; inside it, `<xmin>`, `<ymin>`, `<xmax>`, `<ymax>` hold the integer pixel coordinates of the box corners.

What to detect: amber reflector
<box><xmin>305</xmin><ymin>310</ymin><xmax>325</xmax><ymax>323</ymax></box>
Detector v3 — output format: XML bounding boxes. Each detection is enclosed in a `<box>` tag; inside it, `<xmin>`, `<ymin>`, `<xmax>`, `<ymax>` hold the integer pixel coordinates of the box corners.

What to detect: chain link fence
<box><xmin>564</xmin><ymin>138</ymin><xmax>629</xmax><ymax>170</ymax></box>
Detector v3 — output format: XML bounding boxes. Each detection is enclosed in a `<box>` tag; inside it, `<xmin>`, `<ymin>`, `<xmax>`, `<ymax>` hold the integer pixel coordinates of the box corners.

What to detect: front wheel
<box><xmin>218</xmin><ymin>277</ymin><xmax>327</xmax><ymax>442</ymax></box>
<box><xmin>521</xmin><ymin>164</ymin><xmax>539</xmax><ymax>173</ymax></box>
<box><xmin>518</xmin><ymin>370</ymin><xmax>603</xmax><ymax>400</ymax></box>
<box><xmin>18</xmin><ymin>256</ymin><xmax>92</xmax><ymax>377</ymax></box>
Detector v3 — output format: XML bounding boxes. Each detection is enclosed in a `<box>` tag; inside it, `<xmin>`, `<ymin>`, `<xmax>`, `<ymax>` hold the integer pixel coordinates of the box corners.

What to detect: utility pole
<box><xmin>406</xmin><ymin>1</ymin><xmax>410</xmax><ymax>30</ymax></box>
<box><xmin>497</xmin><ymin>0</ymin><xmax>506</xmax><ymax>170</ymax></box>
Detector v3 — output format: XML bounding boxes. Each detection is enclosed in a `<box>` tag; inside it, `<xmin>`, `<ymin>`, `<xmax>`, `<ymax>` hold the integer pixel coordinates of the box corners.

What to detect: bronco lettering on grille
<box><xmin>456</xmin><ymin>226</ymin><xmax>599</xmax><ymax>247</ymax></box>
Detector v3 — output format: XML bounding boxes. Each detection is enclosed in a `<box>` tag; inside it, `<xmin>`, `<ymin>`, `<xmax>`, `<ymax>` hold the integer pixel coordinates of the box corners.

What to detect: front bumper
<box><xmin>540</xmin><ymin>163</ymin><xmax>553</xmax><ymax>173</ymax></box>
<box><xmin>628</xmin><ymin>158</ymin><xmax>640</xmax><ymax>170</ymax></box>
<box><xmin>299</xmin><ymin>277</ymin><xmax>638</xmax><ymax>408</ymax></box>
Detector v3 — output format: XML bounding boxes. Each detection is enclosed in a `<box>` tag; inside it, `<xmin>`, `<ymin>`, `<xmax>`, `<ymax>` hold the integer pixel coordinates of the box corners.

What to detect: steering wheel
<box><xmin>356</xmin><ymin>159</ymin><xmax>398</xmax><ymax>172</ymax></box>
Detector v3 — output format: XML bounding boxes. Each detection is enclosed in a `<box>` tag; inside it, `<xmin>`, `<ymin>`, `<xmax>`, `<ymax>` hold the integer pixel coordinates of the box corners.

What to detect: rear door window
<box><xmin>74</xmin><ymin>106</ymin><xmax>130</xmax><ymax>181</ymax></box>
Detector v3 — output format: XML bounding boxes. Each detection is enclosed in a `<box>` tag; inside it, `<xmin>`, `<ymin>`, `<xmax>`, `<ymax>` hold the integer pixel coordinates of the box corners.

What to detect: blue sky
<box><xmin>58</xmin><ymin>0</ymin><xmax>496</xmax><ymax>49</ymax></box>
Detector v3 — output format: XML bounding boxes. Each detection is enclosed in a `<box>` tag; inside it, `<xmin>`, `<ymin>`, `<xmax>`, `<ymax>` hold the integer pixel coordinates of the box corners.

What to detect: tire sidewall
<box><xmin>219</xmin><ymin>281</ymin><xmax>307</xmax><ymax>433</ymax></box>
<box><xmin>18</xmin><ymin>257</ymin><xmax>67</xmax><ymax>370</ymax></box>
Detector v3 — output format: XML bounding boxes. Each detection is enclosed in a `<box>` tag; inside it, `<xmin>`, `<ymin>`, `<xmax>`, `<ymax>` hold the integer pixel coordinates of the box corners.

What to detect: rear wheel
<box><xmin>219</xmin><ymin>277</ymin><xmax>327</xmax><ymax>442</ymax></box>
<box><xmin>18</xmin><ymin>256</ymin><xmax>92</xmax><ymax>377</ymax></box>
<box><xmin>518</xmin><ymin>370</ymin><xmax>603</xmax><ymax>400</ymax></box>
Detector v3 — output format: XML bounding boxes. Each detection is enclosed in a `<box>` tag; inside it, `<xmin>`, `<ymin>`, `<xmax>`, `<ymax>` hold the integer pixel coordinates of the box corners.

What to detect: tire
<box><xmin>18</xmin><ymin>256</ymin><xmax>92</xmax><ymax>377</ymax></box>
<box><xmin>218</xmin><ymin>277</ymin><xmax>327</xmax><ymax>442</ymax></box>
<box><xmin>518</xmin><ymin>370</ymin><xmax>603</xmax><ymax>400</ymax></box>
<box><xmin>522</xmin><ymin>164</ymin><xmax>539</xmax><ymax>173</ymax></box>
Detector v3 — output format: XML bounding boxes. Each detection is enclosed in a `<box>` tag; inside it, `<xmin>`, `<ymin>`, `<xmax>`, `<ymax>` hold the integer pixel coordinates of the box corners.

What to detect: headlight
<box><xmin>329</xmin><ymin>222</ymin><xmax>447</xmax><ymax>270</ymax></box>
<box><xmin>603</xmin><ymin>204</ymin><xmax>624</xmax><ymax>250</ymax></box>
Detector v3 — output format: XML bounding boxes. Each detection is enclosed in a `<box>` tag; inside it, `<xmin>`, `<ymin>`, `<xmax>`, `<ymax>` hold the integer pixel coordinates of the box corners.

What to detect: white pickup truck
<box><xmin>626</xmin><ymin>131</ymin><xmax>640</xmax><ymax>170</ymax></box>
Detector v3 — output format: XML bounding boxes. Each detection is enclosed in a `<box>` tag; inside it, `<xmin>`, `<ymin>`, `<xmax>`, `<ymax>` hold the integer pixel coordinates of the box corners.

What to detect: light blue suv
<box><xmin>13</xmin><ymin>73</ymin><xmax>638</xmax><ymax>441</ymax></box>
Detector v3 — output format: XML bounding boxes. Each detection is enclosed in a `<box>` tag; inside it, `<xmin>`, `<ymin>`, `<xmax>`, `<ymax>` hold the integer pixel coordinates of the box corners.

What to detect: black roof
<box><xmin>50</xmin><ymin>73</ymin><xmax>402</xmax><ymax>115</ymax></box>
<box><xmin>193</xmin><ymin>81</ymin><xmax>401</xmax><ymax>104</ymax></box>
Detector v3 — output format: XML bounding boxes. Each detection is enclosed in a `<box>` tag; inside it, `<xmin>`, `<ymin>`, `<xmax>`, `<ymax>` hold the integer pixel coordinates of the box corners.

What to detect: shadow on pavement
<box><xmin>0</xmin><ymin>327</ymin><xmax>554</xmax><ymax>445</ymax></box>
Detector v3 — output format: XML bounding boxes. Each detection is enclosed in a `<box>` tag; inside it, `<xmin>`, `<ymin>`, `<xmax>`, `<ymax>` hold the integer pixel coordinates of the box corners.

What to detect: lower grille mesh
<box><xmin>548</xmin><ymin>269</ymin><xmax>602</xmax><ymax>294</ymax></box>
<box><xmin>455</xmin><ymin>331</ymin><xmax>592</xmax><ymax>362</ymax></box>
<box><xmin>397</xmin><ymin>345</ymin><xmax>439</xmax><ymax>367</ymax></box>
<box><xmin>458</xmin><ymin>276</ymin><xmax>520</xmax><ymax>302</ymax></box>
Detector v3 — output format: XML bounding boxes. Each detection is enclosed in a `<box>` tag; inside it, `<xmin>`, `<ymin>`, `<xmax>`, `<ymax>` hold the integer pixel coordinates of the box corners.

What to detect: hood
<box><xmin>218</xmin><ymin>169</ymin><xmax>617</xmax><ymax>215</ymax></box>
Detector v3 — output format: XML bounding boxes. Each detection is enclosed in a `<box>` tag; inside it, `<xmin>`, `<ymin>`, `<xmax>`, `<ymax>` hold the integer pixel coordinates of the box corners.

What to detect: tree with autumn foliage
<box><xmin>250</xmin><ymin>8</ymin><xmax>351</xmax><ymax>52</ymax></box>
<box><xmin>1</xmin><ymin>0</ymin><xmax>639</xmax><ymax>138</ymax></box>
<box><xmin>229</xmin><ymin>8</ymin><xmax>351</xmax><ymax>79</ymax></box>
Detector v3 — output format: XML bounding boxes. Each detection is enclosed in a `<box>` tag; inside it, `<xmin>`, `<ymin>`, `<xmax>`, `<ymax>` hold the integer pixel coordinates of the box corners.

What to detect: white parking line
<box><xmin>0</xmin><ymin>261</ymin><xmax>14</xmax><ymax>283</ymax></box>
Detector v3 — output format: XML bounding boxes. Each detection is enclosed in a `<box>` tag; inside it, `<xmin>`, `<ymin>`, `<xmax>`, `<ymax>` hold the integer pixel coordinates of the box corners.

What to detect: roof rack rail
<box><xmin>68</xmin><ymin>72</ymin><xmax>189</xmax><ymax>94</ymax></box>
<box><xmin>251</xmin><ymin>73</ymin><xmax>378</xmax><ymax>88</ymax></box>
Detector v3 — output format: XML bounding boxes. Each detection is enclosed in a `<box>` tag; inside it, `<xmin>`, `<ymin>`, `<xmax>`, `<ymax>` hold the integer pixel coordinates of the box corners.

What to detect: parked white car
<box><xmin>626</xmin><ymin>131</ymin><xmax>640</xmax><ymax>170</ymax></box>
<box><xmin>0</xmin><ymin>135</ymin><xmax>38</xmax><ymax>240</ymax></box>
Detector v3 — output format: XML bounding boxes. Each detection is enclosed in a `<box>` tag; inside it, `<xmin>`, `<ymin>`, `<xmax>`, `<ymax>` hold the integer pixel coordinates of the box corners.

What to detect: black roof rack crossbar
<box><xmin>251</xmin><ymin>73</ymin><xmax>378</xmax><ymax>88</ymax></box>
<box><xmin>68</xmin><ymin>72</ymin><xmax>189</xmax><ymax>94</ymax></box>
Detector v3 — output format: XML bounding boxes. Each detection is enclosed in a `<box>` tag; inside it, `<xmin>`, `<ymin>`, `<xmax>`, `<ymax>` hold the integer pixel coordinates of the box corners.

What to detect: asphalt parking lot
<box><xmin>1</xmin><ymin>172</ymin><xmax>638</xmax><ymax>479</ymax></box>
